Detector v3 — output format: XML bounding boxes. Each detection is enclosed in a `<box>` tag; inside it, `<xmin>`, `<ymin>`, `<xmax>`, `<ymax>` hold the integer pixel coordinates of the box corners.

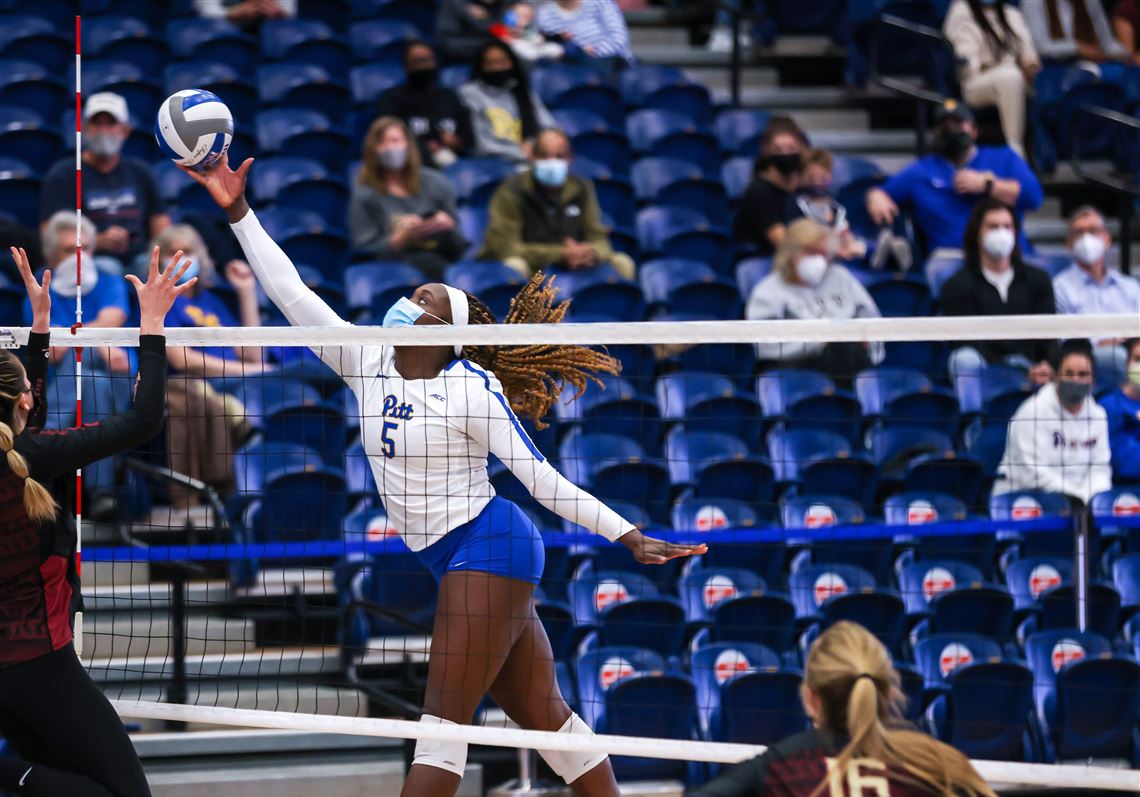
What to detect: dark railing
<box><xmin>1070</xmin><ymin>104</ymin><xmax>1139</xmax><ymax>276</ymax></box>
<box><xmin>872</xmin><ymin>14</ymin><xmax>956</xmax><ymax>156</ymax></box>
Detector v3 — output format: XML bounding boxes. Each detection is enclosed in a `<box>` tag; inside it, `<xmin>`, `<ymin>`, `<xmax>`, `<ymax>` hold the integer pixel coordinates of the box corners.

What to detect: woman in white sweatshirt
<box><xmin>994</xmin><ymin>338</ymin><xmax>1112</xmax><ymax>504</ymax></box>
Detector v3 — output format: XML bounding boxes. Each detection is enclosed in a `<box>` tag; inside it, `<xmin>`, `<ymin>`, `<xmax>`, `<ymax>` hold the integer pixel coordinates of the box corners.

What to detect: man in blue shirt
<box><xmin>864</xmin><ymin>101</ymin><xmax>1043</xmax><ymax>255</ymax></box>
<box><xmin>1099</xmin><ymin>338</ymin><xmax>1140</xmax><ymax>484</ymax></box>
<box><xmin>1053</xmin><ymin>206</ymin><xmax>1140</xmax><ymax>389</ymax></box>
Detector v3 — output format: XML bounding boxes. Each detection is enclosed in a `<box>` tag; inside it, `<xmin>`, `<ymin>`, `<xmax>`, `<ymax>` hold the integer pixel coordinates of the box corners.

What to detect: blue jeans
<box><xmin>45</xmin><ymin>351</ymin><xmax>131</xmax><ymax>495</ymax></box>
<box><xmin>947</xmin><ymin>346</ymin><xmax>1033</xmax><ymax>383</ymax></box>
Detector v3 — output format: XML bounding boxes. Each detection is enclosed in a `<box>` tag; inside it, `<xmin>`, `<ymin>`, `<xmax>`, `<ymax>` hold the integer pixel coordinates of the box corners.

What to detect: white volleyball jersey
<box><xmin>231</xmin><ymin>211</ymin><xmax>632</xmax><ymax>551</ymax></box>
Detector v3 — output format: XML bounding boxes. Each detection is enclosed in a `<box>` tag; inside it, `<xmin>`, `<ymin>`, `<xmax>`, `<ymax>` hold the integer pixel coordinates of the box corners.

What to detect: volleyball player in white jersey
<box><xmin>183</xmin><ymin>156</ymin><xmax>706</xmax><ymax>797</ymax></box>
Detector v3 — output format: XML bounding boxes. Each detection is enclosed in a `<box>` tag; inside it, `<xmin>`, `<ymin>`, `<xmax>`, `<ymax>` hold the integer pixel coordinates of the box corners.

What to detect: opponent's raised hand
<box><xmin>126</xmin><ymin>246</ymin><xmax>197</xmax><ymax>335</ymax></box>
<box><xmin>12</xmin><ymin>246</ymin><xmax>50</xmax><ymax>333</ymax></box>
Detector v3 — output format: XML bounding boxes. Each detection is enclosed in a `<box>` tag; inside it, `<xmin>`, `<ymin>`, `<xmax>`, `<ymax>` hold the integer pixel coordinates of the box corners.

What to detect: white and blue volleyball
<box><xmin>155</xmin><ymin>89</ymin><xmax>233</xmax><ymax>170</ymax></box>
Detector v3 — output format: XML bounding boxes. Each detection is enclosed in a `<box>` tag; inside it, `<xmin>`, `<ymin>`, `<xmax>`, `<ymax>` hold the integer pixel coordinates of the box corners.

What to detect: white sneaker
<box><xmin>707</xmin><ymin>26</ymin><xmax>733</xmax><ymax>53</ymax></box>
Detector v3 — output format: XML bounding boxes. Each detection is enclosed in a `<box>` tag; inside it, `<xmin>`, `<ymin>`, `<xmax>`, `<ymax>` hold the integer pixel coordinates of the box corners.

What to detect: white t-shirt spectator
<box><xmin>535</xmin><ymin>0</ymin><xmax>634</xmax><ymax>62</ymax></box>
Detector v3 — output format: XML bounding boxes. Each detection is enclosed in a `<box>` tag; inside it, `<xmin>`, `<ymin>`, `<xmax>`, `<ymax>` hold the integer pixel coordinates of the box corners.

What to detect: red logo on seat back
<box><xmin>703</xmin><ymin>575</ymin><xmax>738</xmax><ymax>609</ymax></box>
<box><xmin>714</xmin><ymin>649</ymin><xmax>751</xmax><ymax>684</ymax></box>
<box><xmin>938</xmin><ymin>643</ymin><xmax>974</xmax><ymax>677</ymax></box>
<box><xmin>599</xmin><ymin>657</ymin><xmax>636</xmax><ymax>689</ymax></box>
<box><xmin>366</xmin><ymin>514</ymin><xmax>399</xmax><ymax>539</ymax></box>
<box><xmin>594</xmin><ymin>580</ymin><xmax>630</xmax><ymax>612</ymax></box>
<box><xmin>695</xmin><ymin>505</ymin><xmax>729</xmax><ymax>530</ymax></box>
<box><xmin>907</xmin><ymin>500</ymin><xmax>938</xmax><ymax>525</ymax></box>
<box><xmin>1050</xmin><ymin>640</ymin><xmax>1085</xmax><ymax>673</ymax></box>
<box><xmin>922</xmin><ymin>567</ymin><xmax>956</xmax><ymax>602</ymax></box>
<box><xmin>813</xmin><ymin>572</ymin><xmax>848</xmax><ymax>606</ymax></box>
<box><xmin>1112</xmin><ymin>493</ymin><xmax>1140</xmax><ymax>516</ymax></box>
<box><xmin>1011</xmin><ymin>496</ymin><xmax>1043</xmax><ymax>520</ymax></box>
<box><xmin>1028</xmin><ymin>564</ymin><xmax>1062</xmax><ymax>599</ymax></box>
<box><xmin>805</xmin><ymin>504</ymin><xmax>837</xmax><ymax>528</ymax></box>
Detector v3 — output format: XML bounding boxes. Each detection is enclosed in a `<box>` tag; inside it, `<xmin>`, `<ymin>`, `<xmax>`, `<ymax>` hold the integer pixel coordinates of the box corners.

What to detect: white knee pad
<box><xmin>412</xmin><ymin>714</ymin><xmax>468</xmax><ymax>777</ymax></box>
<box><xmin>538</xmin><ymin>712</ymin><xmax>609</xmax><ymax>785</ymax></box>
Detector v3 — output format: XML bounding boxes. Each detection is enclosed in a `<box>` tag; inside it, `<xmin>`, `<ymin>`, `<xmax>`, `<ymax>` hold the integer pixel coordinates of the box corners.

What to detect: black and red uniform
<box><xmin>688</xmin><ymin>728</ymin><xmax>947</xmax><ymax>797</ymax></box>
<box><xmin>0</xmin><ymin>333</ymin><xmax>166</xmax><ymax>797</ymax></box>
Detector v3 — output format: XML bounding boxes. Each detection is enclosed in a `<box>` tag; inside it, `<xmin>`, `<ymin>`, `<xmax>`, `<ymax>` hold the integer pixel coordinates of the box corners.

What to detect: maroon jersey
<box><xmin>0</xmin><ymin>334</ymin><xmax>166</xmax><ymax>668</ymax></box>
<box><xmin>688</xmin><ymin>728</ymin><xmax>952</xmax><ymax>797</ymax></box>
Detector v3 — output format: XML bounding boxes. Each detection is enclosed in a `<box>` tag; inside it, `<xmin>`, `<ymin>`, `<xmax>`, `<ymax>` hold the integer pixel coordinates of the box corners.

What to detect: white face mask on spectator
<box><xmin>796</xmin><ymin>254</ymin><xmax>829</xmax><ymax>286</ymax></box>
<box><xmin>51</xmin><ymin>252</ymin><xmax>99</xmax><ymax>298</ymax></box>
<box><xmin>1072</xmin><ymin>233</ymin><xmax>1106</xmax><ymax>267</ymax></box>
<box><xmin>981</xmin><ymin>227</ymin><xmax>1015</xmax><ymax>259</ymax></box>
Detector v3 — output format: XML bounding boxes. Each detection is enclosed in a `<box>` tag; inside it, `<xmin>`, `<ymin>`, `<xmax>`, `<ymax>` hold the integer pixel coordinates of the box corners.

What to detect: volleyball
<box><xmin>154</xmin><ymin>89</ymin><xmax>233</xmax><ymax>170</ymax></box>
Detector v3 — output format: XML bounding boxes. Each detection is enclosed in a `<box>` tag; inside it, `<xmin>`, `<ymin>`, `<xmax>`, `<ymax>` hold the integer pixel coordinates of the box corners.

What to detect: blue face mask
<box><xmin>178</xmin><ymin>258</ymin><xmax>200</xmax><ymax>284</ymax></box>
<box><xmin>534</xmin><ymin>158</ymin><xmax>569</xmax><ymax>188</ymax></box>
<box><xmin>382</xmin><ymin>296</ymin><xmax>425</xmax><ymax>328</ymax></box>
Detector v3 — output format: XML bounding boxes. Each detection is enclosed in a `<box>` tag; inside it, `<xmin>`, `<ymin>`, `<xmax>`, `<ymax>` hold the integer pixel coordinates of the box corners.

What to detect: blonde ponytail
<box><xmin>806</xmin><ymin>622</ymin><xmax>996</xmax><ymax>797</ymax></box>
<box><xmin>0</xmin><ymin>421</ymin><xmax>57</xmax><ymax>523</ymax></box>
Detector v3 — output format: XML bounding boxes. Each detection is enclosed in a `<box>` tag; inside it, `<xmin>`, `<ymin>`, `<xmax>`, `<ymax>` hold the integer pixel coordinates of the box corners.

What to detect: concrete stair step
<box><xmin>684</xmin><ymin>65</ymin><xmax>779</xmax><ymax>91</ymax></box>
<box><xmin>732</xmin><ymin>85</ymin><xmax>851</xmax><ymax>109</ymax></box>
<box><xmin>629</xmin><ymin>26</ymin><xmax>688</xmax><ymax>47</ymax></box>
<box><xmin>86</xmin><ymin>613</ymin><xmax>254</xmax><ymax>659</ymax></box>
<box><xmin>84</xmin><ymin>580</ymin><xmax>230</xmax><ymax>613</ymax></box>
<box><xmin>87</xmin><ymin>645</ymin><xmax>341</xmax><ymax>684</ymax></box>
<box><xmin>810</xmin><ymin>129</ymin><xmax>916</xmax><ymax>154</ymax></box>
<box><xmin>786</xmin><ymin>108</ymin><xmax>869</xmax><ymax>132</ymax></box>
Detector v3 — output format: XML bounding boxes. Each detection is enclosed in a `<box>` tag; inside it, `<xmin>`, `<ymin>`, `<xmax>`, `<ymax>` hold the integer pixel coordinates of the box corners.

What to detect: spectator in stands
<box><xmin>747</xmin><ymin>218</ymin><xmax>884</xmax><ymax>387</ymax></box>
<box><xmin>349</xmin><ymin>117</ymin><xmax>465</xmax><ymax>278</ymax></box>
<box><xmin>480</xmin><ymin>128</ymin><xmax>635</xmax><ymax>279</ymax></box>
<box><xmin>1112</xmin><ymin>0</ymin><xmax>1140</xmax><ymax>63</ymax></box>
<box><xmin>373</xmin><ymin>41</ymin><xmax>474</xmax><ymax>170</ymax></box>
<box><xmin>943</xmin><ymin>0</ymin><xmax>1041</xmax><ymax>156</ymax></box>
<box><xmin>26</xmin><ymin>212</ymin><xmax>132</xmax><ymax>519</ymax></box>
<box><xmin>941</xmin><ymin>198</ymin><xmax>1057</xmax><ymax>385</ymax></box>
<box><xmin>535</xmin><ymin>0</ymin><xmax>635</xmax><ymax>74</ymax></box>
<box><xmin>1022</xmin><ymin>0</ymin><xmax>1129</xmax><ymax>65</ymax></box>
<box><xmin>159</xmin><ymin>225</ymin><xmax>265</xmax><ymax>508</ymax></box>
<box><xmin>498</xmin><ymin>2</ymin><xmax>565</xmax><ymax>63</ymax></box>
<box><xmin>194</xmin><ymin>0</ymin><xmax>294</xmax><ymax>24</ymax></box>
<box><xmin>707</xmin><ymin>1</ymin><xmax>758</xmax><ymax>53</ymax></box>
<box><xmin>733</xmin><ymin>116</ymin><xmax>810</xmax><ymax>257</ymax></box>
<box><xmin>1099</xmin><ymin>337</ymin><xmax>1140</xmax><ymax>483</ymax></box>
<box><xmin>1054</xmin><ymin>205</ymin><xmax>1139</xmax><ymax>387</ymax></box>
<box><xmin>40</xmin><ymin>92</ymin><xmax>170</xmax><ymax>269</ymax></box>
<box><xmin>865</xmin><ymin>101</ymin><xmax>1042</xmax><ymax>257</ymax></box>
<box><xmin>460</xmin><ymin>40</ymin><xmax>555</xmax><ymax>162</ymax></box>
<box><xmin>438</xmin><ymin>0</ymin><xmax>507</xmax><ymax>63</ymax></box>
<box><xmin>994</xmin><ymin>338</ymin><xmax>1111</xmax><ymax>504</ymax></box>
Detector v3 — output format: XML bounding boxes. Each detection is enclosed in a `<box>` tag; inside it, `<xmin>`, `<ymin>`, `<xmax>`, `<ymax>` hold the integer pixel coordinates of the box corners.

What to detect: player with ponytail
<box><xmin>0</xmin><ymin>244</ymin><xmax>196</xmax><ymax>797</ymax></box>
<box><xmin>689</xmin><ymin>621</ymin><xmax>995</xmax><ymax>797</ymax></box>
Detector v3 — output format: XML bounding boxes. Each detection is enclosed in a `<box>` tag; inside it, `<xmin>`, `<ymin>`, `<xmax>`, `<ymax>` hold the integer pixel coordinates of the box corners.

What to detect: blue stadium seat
<box><xmin>880</xmin><ymin>386</ymin><xmax>960</xmax><ymax>439</ymax></box>
<box><xmin>344</xmin><ymin>437</ymin><xmax>376</xmax><ymax>504</ymax></box>
<box><xmin>658</xmin><ymin>374</ymin><xmax>765</xmax><ymax>452</ymax></box>
<box><xmin>829</xmin><ymin>155</ymin><xmax>881</xmax><ymax>192</ymax></box>
<box><xmin>439</xmin><ymin>64</ymin><xmax>469</xmax><ymax>90</ymax></box>
<box><xmin>955</xmin><ymin>364</ymin><xmax>1031</xmax><ymax>420</ymax></box>
<box><xmin>635</xmin><ymin>206</ymin><xmax>712</xmax><ymax>256</ymax></box>
<box><xmin>763</xmin><ymin>384</ymin><xmax>863</xmax><ymax>448</ymax></box>
<box><xmin>854</xmin><ymin>367</ymin><xmax>932</xmax><ymax>417</ymax></box>
<box><xmin>1038</xmin><ymin>583</ymin><xmax>1122</xmax><ymax>641</ymax></box>
<box><xmin>663</xmin><ymin>428</ymin><xmax>748</xmax><ymax>487</ymax></box>
<box><xmin>553</xmin><ymin>108</ymin><xmax>608</xmax><ymax>137</ymax></box>
<box><xmin>868</xmin><ymin>427</ymin><xmax>955</xmax><ymax>482</ymax></box>
<box><xmin>990</xmin><ymin>490</ymin><xmax>1074</xmax><ymax>558</ymax></box>
<box><xmin>574</xmin><ymin>645</ymin><xmax>666</xmax><ymax>729</ymax></box>
<box><xmin>165</xmin><ymin>61</ymin><xmax>258</xmax><ymax>125</ymax></box>
<box><xmin>558</xmin><ymin>430</ymin><xmax>644</xmax><ymax>488</ymax></box>
<box><xmin>705</xmin><ymin>593</ymin><xmax>799</xmax><ymax>654</ymax></box>
<box><xmin>605</xmin><ymin>672</ymin><xmax>699</xmax><ymax>781</ymax></box>
<box><xmin>626</xmin><ymin>108</ymin><xmax>719</xmax><ymax>172</ymax></box>
<box><xmin>654</xmin><ymin>317</ymin><xmax>756</xmax><ymax>388</ymax></box>
<box><xmin>866</xmin><ymin>273</ymin><xmax>933</xmax><ymax>318</ymax></box>
<box><xmin>370</xmin><ymin>0</ymin><xmax>437</xmax><ymax>36</ymax></box>
<box><xmin>443</xmin><ymin>260</ymin><xmax>523</xmax><ymax>319</ymax></box>
<box><xmin>1024</xmin><ymin>628</ymin><xmax>1112</xmax><ymax>719</ymax></box>
<box><xmin>929</xmin><ymin>585</ymin><xmax>1015</xmax><ymax>642</ymax></box>
<box><xmin>711</xmin><ymin>670</ymin><xmax>806</xmax><ymax>745</ymax></box>
<box><xmin>253</xmin><ymin>463</ymin><xmax>347</xmax><ymax>543</ymax></box>
<box><xmin>169</xmin><ymin>19</ymin><xmax>259</xmax><ymax>73</ymax></box>
<box><xmin>233</xmin><ymin>440</ymin><xmax>321</xmax><ymax>500</ymax></box>
<box><xmin>85</xmin><ymin>16</ymin><xmax>166</xmax><ymax>75</ymax></box>
<box><xmin>592</xmin><ymin>459</ymin><xmax>672</xmax><ymax>525</ymax></box>
<box><xmin>640</xmin><ymin>259</ymin><xmax>740</xmax><ymax>320</ymax></box>
<box><xmin>457</xmin><ymin>206</ymin><xmax>488</xmax><ymax>246</ymax></box>
<box><xmin>1049</xmin><ymin>657</ymin><xmax>1140</xmax><ymax>764</ymax></box>
<box><xmin>0</xmin><ymin>59</ymin><xmax>66</xmax><ymax>119</ymax></box>
<box><xmin>817</xmin><ymin>590</ymin><xmax>907</xmax><ymax>656</ymax></box>
<box><xmin>596</xmin><ymin>596</ymin><xmax>687</xmax><ymax>659</ymax></box>
<box><xmin>926</xmin><ymin>660</ymin><xmax>1038</xmax><ymax>761</ymax></box>
<box><xmin>755</xmin><ymin>368</ymin><xmax>836</xmax><ymax>417</ymax></box>
<box><xmin>348</xmin><ymin>63</ymin><xmax>403</xmax><ymax>109</ymax></box>
<box><xmin>735</xmin><ymin>257</ymin><xmax>771</xmax><ymax>300</ymax></box>
<box><xmin>913</xmin><ymin>633</ymin><xmax>1004</xmax><ymax>703</ymax></box>
<box><xmin>343</xmin><ymin>261</ymin><xmax>424</xmax><ymax>314</ymax></box>
<box><xmin>884</xmin><ymin>491</ymin><xmax>969</xmax><ymax>527</ymax></box>
<box><xmin>574</xmin><ymin>376</ymin><xmax>661</xmax><ymax>455</ymax></box>
<box><xmin>592</xmin><ymin>175</ymin><xmax>636</xmax><ymax>226</ymax></box>
<box><xmin>713</xmin><ymin>109</ymin><xmax>770</xmax><ymax>156</ymax></box>
<box><xmin>1112</xmin><ymin>553</ymin><xmax>1140</xmax><ymax>616</ymax></box>
<box><xmin>256</xmin><ymin>109</ymin><xmax>351</xmax><ymax>172</ymax></box>
<box><xmin>338</xmin><ymin>550</ymin><xmax>437</xmax><ymax>642</ymax></box>
<box><xmin>556</xmin><ymin>84</ymin><xmax>626</xmax><ymax>128</ymax></box>
<box><xmin>789</xmin><ymin>563</ymin><xmax>876</xmax><ymax>621</ymax></box>
<box><xmin>250</xmin><ymin>156</ymin><xmax>348</xmax><ymax>228</ymax></box>
<box><xmin>926</xmin><ymin>253</ymin><xmax>965</xmax><ymax>299</ymax></box>
<box><xmin>261</xmin><ymin>18</ymin><xmax>350</xmax><ymax>73</ymax></box>
<box><xmin>639</xmin><ymin>82</ymin><xmax>713</xmax><ymax>124</ymax></box>
<box><xmin>347</xmin><ymin>20</ymin><xmax>419</xmax><ymax>63</ymax></box>
<box><xmin>0</xmin><ymin>14</ymin><xmax>70</xmax><ymax>73</ymax></box>
<box><xmin>258</xmin><ymin>207</ymin><xmax>349</xmax><ymax>272</ymax></box>
<box><xmin>632</xmin><ymin>158</ymin><xmax>726</xmax><ymax>217</ymax></box>
<box><xmin>963</xmin><ymin>420</ymin><xmax>1008</xmax><ymax>481</ymax></box>
<box><xmin>619</xmin><ymin>65</ymin><xmax>687</xmax><ymax>106</ymax></box>
<box><xmin>899</xmin><ymin>560</ymin><xmax>986</xmax><ymax>619</ymax></box>
<box><xmin>445</xmin><ymin>158</ymin><xmax>518</xmax><ymax>207</ymax></box>
<box><xmin>0</xmin><ymin>118</ymin><xmax>59</xmax><ymax>174</ymax></box>
<box><xmin>549</xmin><ymin>266</ymin><xmax>645</xmax><ymax>321</ymax></box>
<box><xmin>536</xmin><ymin>599</ymin><xmax>576</xmax><ymax>661</ymax></box>
<box><xmin>79</xmin><ymin>59</ymin><xmax>163</xmax><ymax>121</ymax></box>
<box><xmin>258</xmin><ymin>63</ymin><xmax>349</xmax><ymax>119</ymax></box>
<box><xmin>690</xmin><ymin>642</ymin><xmax>781</xmax><ymax>738</ymax></box>
<box><xmin>262</xmin><ymin>392</ymin><xmax>347</xmax><ymax>467</ymax></box>
<box><xmin>568</xmin><ymin>129</ymin><xmax>630</xmax><ymax>177</ymax></box>
<box><xmin>769</xmin><ymin>430</ymin><xmax>877</xmax><ymax>505</ymax></box>
<box><xmin>679</xmin><ymin>569</ymin><xmax>767</xmax><ymax>625</ymax></box>
<box><xmin>532</xmin><ymin>64</ymin><xmax>604</xmax><ymax>105</ymax></box>
<box><xmin>1005</xmin><ymin>557</ymin><xmax>1072</xmax><ymax>614</ymax></box>
<box><xmin>904</xmin><ymin>451</ymin><xmax>985</xmax><ymax>508</ymax></box>
<box><xmin>721</xmin><ymin>156</ymin><xmax>754</xmax><ymax>202</ymax></box>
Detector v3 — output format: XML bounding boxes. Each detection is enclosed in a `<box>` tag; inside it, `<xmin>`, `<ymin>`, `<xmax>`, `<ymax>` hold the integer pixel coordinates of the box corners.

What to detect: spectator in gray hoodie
<box><xmin>459</xmin><ymin>40</ymin><xmax>555</xmax><ymax>163</ymax></box>
<box><xmin>746</xmin><ymin>218</ymin><xmax>884</xmax><ymax>387</ymax></box>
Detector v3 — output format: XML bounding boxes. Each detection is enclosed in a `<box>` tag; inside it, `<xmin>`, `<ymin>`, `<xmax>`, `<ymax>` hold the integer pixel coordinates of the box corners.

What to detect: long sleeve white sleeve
<box><xmin>463</xmin><ymin>368</ymin><xmax>633</xmax><ymax>541</ymax></box>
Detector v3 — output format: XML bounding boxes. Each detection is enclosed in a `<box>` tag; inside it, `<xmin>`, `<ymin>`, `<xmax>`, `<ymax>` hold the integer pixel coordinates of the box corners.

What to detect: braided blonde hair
<box><xmin>0</xmin><ymin>352</ymin><xmax>57</xmax><ymax>523</ymax></box>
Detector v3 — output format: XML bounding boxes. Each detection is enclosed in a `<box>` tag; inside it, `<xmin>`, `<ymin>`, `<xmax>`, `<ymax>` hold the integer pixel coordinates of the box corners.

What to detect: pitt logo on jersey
<box><xmin>382</xmin><ymin>394</ymin><xmax>414</xmax><ymax>420</ymax></box>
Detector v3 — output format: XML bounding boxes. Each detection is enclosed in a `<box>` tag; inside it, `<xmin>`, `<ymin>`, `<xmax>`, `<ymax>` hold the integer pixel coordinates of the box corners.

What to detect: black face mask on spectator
<box><xmin>482</xmin><ymin>70</ymin><xmax>516</xmax><ymax>89</ymax></box>
<box><xmin>407</xmin><ymin>68</ymin><xmax>438</xmax><ymax>91</ymax></box>
<box><xmin>765</xmin><ymin>152</ymin><xmax>802</xmax><ymax>178</ymax></box>
<box><xmin>933</xmin><ymin>128</ymin><xmax>973</xmax><ymax>162</ymax></box>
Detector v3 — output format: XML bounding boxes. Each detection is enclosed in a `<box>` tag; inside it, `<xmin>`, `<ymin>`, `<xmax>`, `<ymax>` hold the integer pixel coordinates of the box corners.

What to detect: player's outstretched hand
<box><xmin>178</xmin><ymin>152</ymin><xmax>253</xmax><ymax>218</ymax></box>
<box><xmin>12</xmin><ymin>246</ymin><xmax>50</xmax><ymax>333</ymax></box>
<box><xmin>620</xmin><ymin>528</ymin><xmax>707</xmax><ymax>565</ymax></box>
<box><xmin>127</xmin><ymin>246</ymin><xmax>197</xmax><ymax>335</ymax></box>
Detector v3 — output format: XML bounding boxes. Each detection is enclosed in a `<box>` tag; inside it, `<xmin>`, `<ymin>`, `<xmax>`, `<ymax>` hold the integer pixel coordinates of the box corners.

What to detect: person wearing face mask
<box><xmin>1098</xmin><ymin>338</ymin><xmax>1140</xmax><ymax>484</ymax></box>
<box><xmin>459</xmin><ymin>40</ymin><xmax>554</xmax><ymax>162</ymax></box>
<box><xmin>746</xmin><ymin>218</ymin><xmax>884</xmax><ymax>387</ymax></box>
<box><xmin>480</xmin><ymin>128</ymin><xmax>635</xmax><ymax>279</ymax></box>
<box><xmin>993</xmin><ymin>338</ymin><xmax>1111</xmax><ymax>504</ymax></box>
<box><xmin>733</xmin><ymin>117</ymin><xmax>810</xmax><ymax>257</ymax></box>
<box><xmin>943</xmin><ymin>0</ymin><xmax>1041</xmax><ymax>156</ymax></box>
<box><xmin>865</xmin><ymin>101</ymin><xmax>1042</xmax><ymax>257</ymax></box>
<box><xmin>39</xmin><ymin>92</ymin><xmax>170</xmax><ymax>267</ymax></box>
<box><xmin>19</xmin><ymin>212</ymin><xmax>134</xmax><ymax>519</ymax></box>
<box><xmin>1052</xmin><ymin>206</ymin><xmax>1139</xmax><ymax>389</ymax></box>
<box><xmin>941</xmin><ymin>198</ymin><xmax>1058</xmax><ymax>385</ymax></box>
<box><xmin>349</xmin><ymin>117</ymin><xmax>465</xmax><ymax>278</ymax></box>
<box><xmin>372</xmin><ymin>41</ymin><xmax>474</xmax><ymax>170</ymax></box>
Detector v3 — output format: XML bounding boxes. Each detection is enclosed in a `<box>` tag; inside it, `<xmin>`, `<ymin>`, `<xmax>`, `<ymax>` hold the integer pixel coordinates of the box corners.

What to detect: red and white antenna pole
<box><xmin>74</xmin><ymin>13</ymin><xmax>84</xmax><ymax>658</ymax></box>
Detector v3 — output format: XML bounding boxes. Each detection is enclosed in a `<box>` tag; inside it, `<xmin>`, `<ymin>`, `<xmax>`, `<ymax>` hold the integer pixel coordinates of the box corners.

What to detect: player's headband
<box><xmin>442</xmin><ymin>284</ymin><xmax>469</xmax><ymax>356</ymax></box>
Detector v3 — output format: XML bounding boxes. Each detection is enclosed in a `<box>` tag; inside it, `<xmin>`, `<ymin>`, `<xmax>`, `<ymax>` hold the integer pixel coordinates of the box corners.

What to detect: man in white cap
<box><xmin>39</xmin><ymin>91</ymin><xmax>170</xmax><ymax>267</ymax></box>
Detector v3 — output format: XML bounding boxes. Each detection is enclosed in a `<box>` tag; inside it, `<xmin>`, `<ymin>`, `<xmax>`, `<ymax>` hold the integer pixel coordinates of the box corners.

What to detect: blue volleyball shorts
<box><xmin>416</xmin><ymin>497</ymin><xmax>545</xmax><ymax>585</ymax></box>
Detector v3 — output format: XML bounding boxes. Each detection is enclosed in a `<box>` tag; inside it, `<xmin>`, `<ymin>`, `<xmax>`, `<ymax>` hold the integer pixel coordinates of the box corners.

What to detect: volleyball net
<box><xmin>5</xmin><ymin>313</ymin><xmax>1140</xmax><ymax>792</ymax></box>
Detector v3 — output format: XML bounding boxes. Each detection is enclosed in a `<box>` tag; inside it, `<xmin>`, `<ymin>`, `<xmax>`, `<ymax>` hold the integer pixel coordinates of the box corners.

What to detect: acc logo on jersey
<box><xmin>382</xmin><ymin>394</ymin><xmax>414</xmax><ymax>420</ymax></box>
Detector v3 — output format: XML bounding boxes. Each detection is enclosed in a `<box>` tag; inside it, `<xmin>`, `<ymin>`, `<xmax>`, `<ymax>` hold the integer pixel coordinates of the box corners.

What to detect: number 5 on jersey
<box><xmin>381</xmin><ymin>421</ymin><xmax>398</xmax><ymax>459</ymax></box>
